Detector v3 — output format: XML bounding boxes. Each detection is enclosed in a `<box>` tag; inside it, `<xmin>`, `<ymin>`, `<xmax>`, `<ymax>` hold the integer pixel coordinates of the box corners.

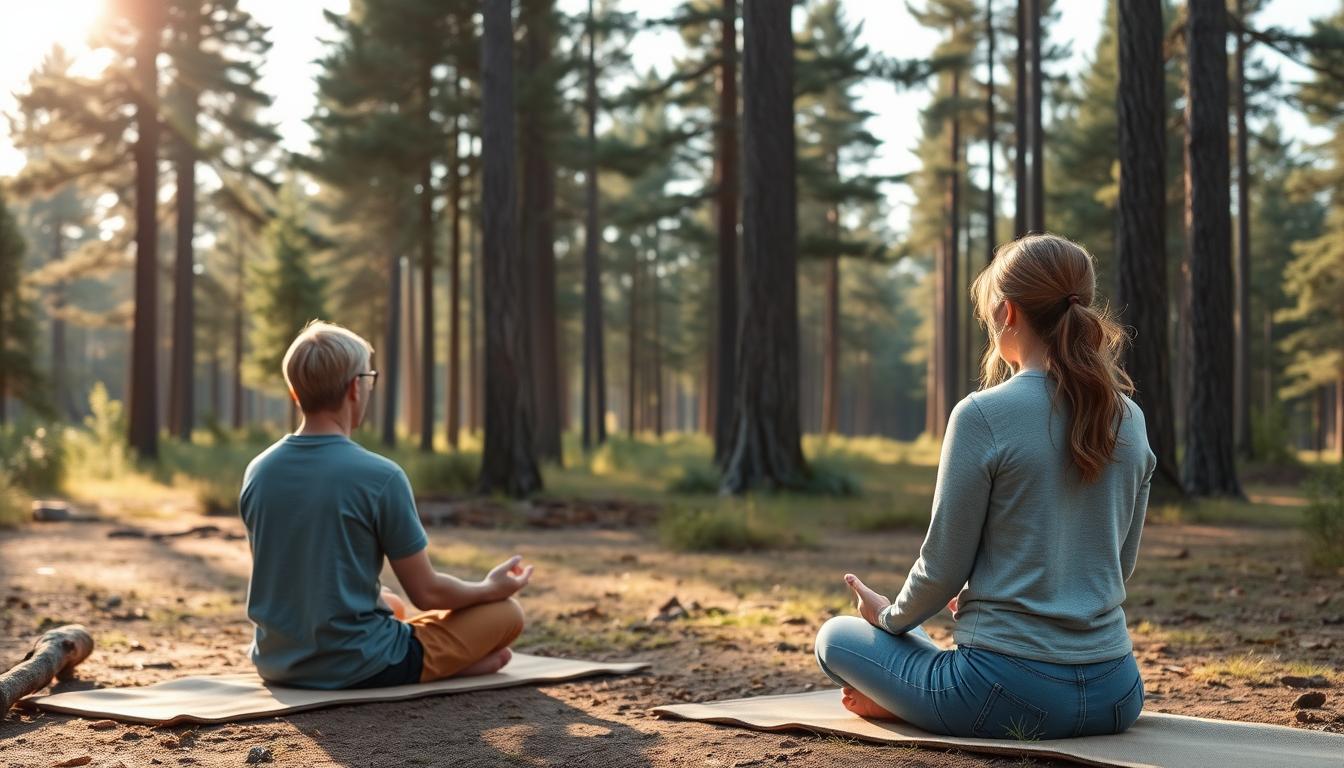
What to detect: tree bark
<box><xmin>231</xmin><ymin>226</ymin><xmax>245</xmax><ymax>430</ymax></box>
<box><xmin>447</xmin><ymin>76</ymin><xmax>462</xmax><ymax>450</ymax></box>
<box><xmin>381</xmin><ymin>252</ymin><xmax>401</xmax><ymax>448</ymax></box>
<box><xmin>986</xmin><ymin>0</ymin><xmax>997</xmax><ymax>261</ymax></box>
<box><xmin>1027</xmin><ymin>0</ymin><xmax>1044</xmax><ymax>233</ymax></box>
<box><xmin>419</xmin><ymin>69</ymin><xmax>436</xmax><ymax>453</ymax></box>
<box><xmin>1182</xmin><ymin>0</ymin><xmax>1242</xmax><ymax>497</ymax></box>
<box><xmin>0</xmin><ymin>625</ymin><xmax>93</xmax><ymax>716</ymax></box>
<box><xmin>1117</xmin><ymin>0</ymin><xmax>1180</xmax><ymax>494</ymax></box>
<box><xmin>713</xmin><ymin>0</ymin><xmax>740</xmax><ymax>463</ymax></box>
<box><xmin>49</xmin><ymin>214</ymin><xmax>72</xmax><ymax>420</ymax></box>
<box><xmin>129</xmin><ymin>0</ymin><xmax>164</xmax><ymax>460</ymax></box>
<box><xmin>937</xmin><ymin>65</ymin><xmax>962</xmax><ymax>437</ymax></box>
<box><xmin>652</xmin><ymin>224</ymin><xmax>664</xmax><ymax>437</ymax></box>
<box><xmin>521</xmin><ymin>0</ymin><xmax>563</xmax><ymax>464</ymax></box>
<box><xmin>468</xmin><ymin>150</ymin><xmax>481</xmax><ymax>436</ymax></box>
<box><xmin>627</xmin><ymin>248</ymin><xmax>639</xmax><ymax>436</ymax></box>
<box><xmin>822</xmin><ymin>253</ymin><xmax>839</xmax><ymax>436</ymax></box>
<box><xmin>478</xmin><ymin>0</ymin><xmax>541</xmax><ymax>497</ymax></box>
<box><xmin>581</xmin><ymin>0</ymin><xmax>607</xmax><ymax>450</ymax></box>
<box><xmin>1014</xmin><ymin>0</ymin><xmax>1028</xmax><ymax>238</ymax></box>
<box><xmin>1233</xmin><ymin>0</ymin><xmax>1252</xmax><ymax>458</ymax></box>
<box><xmin>721</xmin><ymin>0</ymin><xmax>807</xmax><ymax>493</ymax></box>
<box><xmin>169</xmin><ymin>5</ymin><xmax>200</xmax><ymax>443</ymax></box>
<box><xmin>1335</xmin><ymin>376</ymin><xmax>1343</xmax><ymax>462</ymax></box>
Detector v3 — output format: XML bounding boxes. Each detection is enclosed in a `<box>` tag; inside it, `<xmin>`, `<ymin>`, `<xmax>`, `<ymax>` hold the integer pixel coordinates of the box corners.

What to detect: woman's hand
<box><xmin>484</xmin><ymin>555</ymin><xmax>534</xmax><ymax>601</ymax></box>
<box><xmin>845</xmin><ymin>573</ymin><xmax>891</xmax><ymax>627</ymax></box>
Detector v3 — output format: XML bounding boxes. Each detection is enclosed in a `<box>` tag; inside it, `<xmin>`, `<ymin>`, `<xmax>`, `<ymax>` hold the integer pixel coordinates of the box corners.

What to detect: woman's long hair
<box><xmin>970</xmin><ymin>234</ymin><xmax>1135</xmax><ymax>483</ymax></box>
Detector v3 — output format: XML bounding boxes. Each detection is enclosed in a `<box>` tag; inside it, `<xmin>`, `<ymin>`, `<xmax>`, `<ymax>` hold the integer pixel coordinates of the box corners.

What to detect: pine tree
<box><xmin>478</xmin><ymin>0</ymin><xmax>541</xmax><ymax>496</ymax></box>
<box><xmin>720</xmin><ymin>0</ymin><xmax>807</xmax><ymax>493</ymax></box>
<box><xmin>163</xmin><ymin>0</ymin><xmax>276</xmax><ymax>441</ymax></box>
<box><xmin>0</xmin><ymin>183</ymin><xmax>44</xmax><ymax>424</ymax></box>
<box><xmin>796</xmin><ymin>0</ymin><xmax>885</xmax><ymax>437</ymax></box>
<box><xmin>246</xmin><ymin>186</ymin><xmax>327</xmax><ymax>419</ymax></box>
<box><xmin>1182</xmin><ymin>0</ymin><xmax>1242</xmax><ymax>497</ymax></box>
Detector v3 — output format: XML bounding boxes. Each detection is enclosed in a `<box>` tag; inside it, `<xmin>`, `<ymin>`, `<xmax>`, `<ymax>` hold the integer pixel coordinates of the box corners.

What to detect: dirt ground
<box><xmin>1</xmin><ymin>506</ymin><xmax>1341</xmax><ymax>768</ymax></box>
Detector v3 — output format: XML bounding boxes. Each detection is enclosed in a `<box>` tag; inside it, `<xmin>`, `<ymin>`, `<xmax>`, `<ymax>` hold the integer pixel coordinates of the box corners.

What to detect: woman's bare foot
<box><xmin>455</xmin><ymin>647</ymin><xmax>513</xmax><ymax>678</ymax></box>
<box><xmin>841</xmin><ymin>686</ymin><xmax>899</xmax><ymax>721</ymax></box>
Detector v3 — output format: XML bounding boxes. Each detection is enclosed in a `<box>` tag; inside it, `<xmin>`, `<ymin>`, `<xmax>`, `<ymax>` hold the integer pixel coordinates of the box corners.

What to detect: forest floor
<box><xmin>2</xmin><ymin>447</ymin><xmax>1342</xmax><ymax>767</ymax></box>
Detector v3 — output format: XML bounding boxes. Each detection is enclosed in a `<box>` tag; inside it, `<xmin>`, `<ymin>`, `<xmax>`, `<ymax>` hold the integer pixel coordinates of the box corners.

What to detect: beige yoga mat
<box><xmin>653</xmin><ymin>689</ymin><xmax>1344</xmax><ymax>768</ymax></box>
<box><xmin>29</xmin><ymin>653</ymin><xmax>649</xmax><ymax>726</ymax></box>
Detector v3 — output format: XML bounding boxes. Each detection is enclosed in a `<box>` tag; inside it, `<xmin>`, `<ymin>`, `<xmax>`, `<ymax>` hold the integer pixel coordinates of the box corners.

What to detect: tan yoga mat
<box><xmin>28</xmin><ymin>653</ymin><xmax>649</xmax><ymax>726</ymax></box>
<box><xmin>653</xmin><ymin>689</ymin><xmax>1344</xmax><ymax>768</ymax></box>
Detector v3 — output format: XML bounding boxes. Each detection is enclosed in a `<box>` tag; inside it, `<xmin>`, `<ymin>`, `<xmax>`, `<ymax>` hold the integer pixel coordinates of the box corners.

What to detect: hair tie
<box><xmin>1067</xmin><ymin>294</ymin><xmax>1080</xmax><ymax>306</ymax></box>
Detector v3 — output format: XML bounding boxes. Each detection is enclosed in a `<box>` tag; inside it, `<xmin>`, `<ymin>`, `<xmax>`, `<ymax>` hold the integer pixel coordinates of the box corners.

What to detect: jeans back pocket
<box><xmin>1113</xmin><ymin>676</ymin><xmax>1144</xmax><ymax>734</ymax></box>
<box><xmin>972</xmin><ymin>683</ymin><xmax>1047</xmax><ymax>740</ymax></box>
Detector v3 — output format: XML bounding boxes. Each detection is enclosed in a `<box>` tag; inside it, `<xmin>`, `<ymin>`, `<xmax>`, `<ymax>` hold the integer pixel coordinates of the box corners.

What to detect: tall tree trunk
<box><xmin>581</xmin><ymin>0</ymin><xmax>607</xmax><ymax>450</ymax></box>
<box><xmin>821</xmin><ymin>253</ymin><xmax>839</xmax><ymax>436</ymax></box>
<box><xmin>0</xmin><ymin>300</ymin><xmax>7</xmax><ymax>424</ymax></box>
<box><xmin>986</xmin><ymin>0</ymin><xmax>997</xmax><ymax>261</ymax></box>
<box><xmin>403</xmin><ymin>262</ymin><xmax>419</xmax><ymax>437</ymax></box>
<box><xmin>1182</xmin><ymin>0</ymin><xmax>1241</xmax><ymax>498</ymax></box>
<box><xmin>128</xmin><ymin>0</ymin><xmax>164</xmax><ymax>460</ymax></box>
<box><xmin>1013</xmin><ymin>0</ymin><xmax>1028</xmax><ymax>238</ymax></box>
<box><xmin>478</xmin><ymin>0</ymin><xmax>541</xmax><ymax>496</ymax></box>
<box><xmin>1233</xmin><ymin>0</ymin><xmax>1252</xmax><ymax>458</ymax></box>
<box><xmin>713</xmin><ymin>0</ymin><xmax>740</xmax><ymax>462</ymax></box>
<box><xmin>522</xmin><ymin>0</ymin><xmax>563</xmax><ymax>464</ymax></box>
<box><xmin>419</xmin><ymin>69</ymin><xmax>436</xmax><ymax>453</ymax></box>
<box><xmin>1335</xmin><ymin>376</ymin><xmax>1343</xmax><ymax>462</ymax></box>
<box><xmin>169</xmin><ymin>6</ymin><xmax>200</xmax><ymax>443</ymax></box>
<box><xmin>652</xmin><ymin>224</ymin><xmax>664</xmax><ymax>438</ymax></box>
<box><xmin>49</xmin><ymin>217</ymin><xmax>71</xmax><ymax>420</ymax></box>
<box><xmin>937</xmin><ymin>66</ymin><xmax>962</xmax><ymax>437</ymax></box>
<box><xmin>209</xmin><ymin>343</ymin><xmax>220</xmax><ymax>422</ymax></box>
<box><xmin>627</xmin><ymin>248</ymin><xmax>639</xmax><ymax>436</ymax></box>
<box><xmin>721</xmin><ymin>0</ymin><xmax>807</xmax><ymax>493</ymax></box>
<box><xmin>447</xmin><ymin>76</ymin><xmax>463</xmax><ymax>449</ymax></box>
<box><xmin>381</xmin><ymin>252</ymin><xmax>401</xmax><ymax>448</ymax></box>
<box><xmin>231</xmin><ymin>229</ymin><xmax>245</xmax><ymax>430</ymax></box>
<box><xmin>468</xmin><ymin>181</ymin><xmax>480</xmax><ymax>436</ymax></box>
<box><xmin>1117</xmin><ymin>0</ymin><xmax>1181</xmax><ymax>494</ymax></box>
<box><xmin>1027</xmin><ymin>0</ymin><xmax>1044</xmax><ymax>232</ymax></box>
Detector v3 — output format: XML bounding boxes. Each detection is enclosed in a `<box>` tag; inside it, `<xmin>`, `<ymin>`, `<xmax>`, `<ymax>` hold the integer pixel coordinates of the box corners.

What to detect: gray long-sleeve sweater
<box><xmin>878</xmin><ymin>370</ymin><xmax>1156</xmax><ymax>664</ymax></box>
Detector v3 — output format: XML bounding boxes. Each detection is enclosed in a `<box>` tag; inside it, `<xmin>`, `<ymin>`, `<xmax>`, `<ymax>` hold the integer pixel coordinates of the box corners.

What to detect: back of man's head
<box><xmin>282</xmin><ymin>320</ymin><xmax>373</xmax><ymax>414</ymax></box>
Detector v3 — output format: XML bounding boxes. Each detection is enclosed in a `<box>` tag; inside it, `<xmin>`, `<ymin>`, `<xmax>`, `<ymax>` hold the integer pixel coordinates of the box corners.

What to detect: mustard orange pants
<box><xmin>405</xmin><ymin>598</ymin><xmax>525</xmax><ymax>682</ymax></box>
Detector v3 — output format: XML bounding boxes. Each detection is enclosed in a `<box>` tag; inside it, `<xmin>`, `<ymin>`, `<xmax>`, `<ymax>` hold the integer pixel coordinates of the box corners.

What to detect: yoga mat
<box><xmin>653</xmin><ymin>689</ymin><xmax>1344</xmax><ymax>768</ymax></box>
<box><xmin>28</xmin><ymin>653</ymin><xmax>649</xmax><ymax>725</ymax></box>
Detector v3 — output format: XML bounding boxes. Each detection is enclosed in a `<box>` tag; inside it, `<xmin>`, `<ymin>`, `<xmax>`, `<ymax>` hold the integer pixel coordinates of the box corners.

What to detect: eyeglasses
<box><xmin>355</xmin><ymin>371</ymin><xmax>379</xmax><ymax>389</ymax></box>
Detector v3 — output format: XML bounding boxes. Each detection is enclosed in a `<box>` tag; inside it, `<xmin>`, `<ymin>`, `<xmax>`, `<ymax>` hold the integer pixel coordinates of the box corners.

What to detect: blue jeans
<box><xmin>814</xmin><ymin>616</ymin><xmax>1144</xmax><ymax>740</ymax></box>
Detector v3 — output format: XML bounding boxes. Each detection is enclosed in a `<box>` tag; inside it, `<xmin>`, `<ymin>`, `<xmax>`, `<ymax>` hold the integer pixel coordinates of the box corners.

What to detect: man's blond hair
<box><xmin>282</xmin><ymin>320</ymin><xmax>374</xmax><ymax>414</ymax></box>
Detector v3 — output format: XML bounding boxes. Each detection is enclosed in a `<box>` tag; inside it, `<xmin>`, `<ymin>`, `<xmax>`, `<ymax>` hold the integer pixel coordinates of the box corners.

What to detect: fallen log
<box><xmin>0</xmin><ymin>624</ymin><xmax>94</xmax><ymax>716</ymax></box>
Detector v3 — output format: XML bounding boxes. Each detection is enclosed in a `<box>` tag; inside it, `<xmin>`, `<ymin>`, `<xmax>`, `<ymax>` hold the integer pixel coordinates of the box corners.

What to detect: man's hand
<box><xmin>483</xmin><ymin>555</ymin><xmax>534</xmax><ymax>601</ymax></box>
<box><xmin>845</xmin><ymin>573</ymin><xmax>891</xmax><ymax>627</ymax></box>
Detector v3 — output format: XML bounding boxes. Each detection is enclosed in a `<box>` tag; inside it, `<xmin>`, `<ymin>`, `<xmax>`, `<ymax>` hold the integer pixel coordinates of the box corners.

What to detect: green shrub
<box><xmin>666</xmin><ymin>464</ymin><xmax>720</xmax><ymax>495</ymax></box>
<box><xmin>1304</xmin><ymin>463</ymin><xmax>1344</xmax><ymax>570</ymax></box>
<box><xmin>1251</xmin><ymin>403</ymin><xmax>1298</xmax><ymax>466</ymax></box>
<box><xmin>65</xmin><ymin>382</ymin><xmax>130</xmax><ymax>481</ymax></box>
<box><xmin>0</xmin><ymin>470</ymin><xmax>29</xmax><ymax>528</ymax></box>
<box><xmin>0</xmin><ymin>420</ymin><xmax>66</xmax><ymax>493</ymax></box>
<box><xmin>800</xmin><ymin>459</ymin><xmax>862</xmax><ymax>497</ymax></box>
<box><xmin>399</xmin><ymin>451</ymin><xmax>478</xmax><ymax>496</ymax></box>
<box><xmin>658</xmin><ymin>503</ymin><xmax>812</xmax><ymax>552</ymax></box>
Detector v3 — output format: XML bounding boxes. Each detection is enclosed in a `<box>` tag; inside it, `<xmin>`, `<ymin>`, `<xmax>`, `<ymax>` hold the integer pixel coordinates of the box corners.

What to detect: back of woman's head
<box><xmin>970</xmin><ymin>233</ymin><xmax>1134</xmax><ymax>483</ymax></box>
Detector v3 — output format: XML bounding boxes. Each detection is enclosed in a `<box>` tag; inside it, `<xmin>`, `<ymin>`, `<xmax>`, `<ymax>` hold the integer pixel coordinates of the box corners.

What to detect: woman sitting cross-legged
<box><xmin>815</xmin><ymin>233</ymin><xmax>1157</xmax><ymax>740</ymax></box>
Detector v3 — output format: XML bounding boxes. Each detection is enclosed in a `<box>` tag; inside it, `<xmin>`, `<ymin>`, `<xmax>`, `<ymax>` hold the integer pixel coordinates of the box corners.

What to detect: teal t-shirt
<box><xmin>239</xmin><ymin>434</ymin><xmax>429</xmax><ymax>689</ymax></box>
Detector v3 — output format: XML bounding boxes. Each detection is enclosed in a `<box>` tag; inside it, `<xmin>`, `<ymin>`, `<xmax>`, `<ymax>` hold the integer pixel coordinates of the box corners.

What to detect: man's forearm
<box><xmin>421</xmin><ymin>574</ymin><xmax>501</xmax><ymax>611</ymax></box>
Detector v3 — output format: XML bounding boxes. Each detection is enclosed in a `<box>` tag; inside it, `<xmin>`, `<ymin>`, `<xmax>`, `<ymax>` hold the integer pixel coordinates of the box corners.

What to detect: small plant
<box><xmin>847</xmin><ymin>496</ymin><xmax>930</xmax><ymax>531</ymax></box>
<box><xmin>65</xmin><ymin>382</ymin><xmax>130</xmax><ymax>481</ymax></box>
<box><xmin>0</xmin><ymin>420</ymin><xmax>65</xmax><ymax>493</ymax></box>
<box><xmin>666</xmin><ymin>464</ymin><xmax>720</xmax><ymax>495</ymax></box>
<box><xmin>800</xmin><ymin>459</ymin><xmax>862</xmax><ymax>497</ymax></box>
<box><xmin>1304</xmin><ymin>463</ymin><xmax>1344</xmax><ymax>570</ymax></box>
<box><xmin>1002</xmin><ymin>715</ymin><xmax>1043</xmax><ymax>743</ymax></box>
<box><xmin>658</xmin><ymin>502</ymin><xmax>813</xmax><ymax>552</ymax></box>
<box><xmin>0</xmin><ymin>470</ymin><xmax>29</xmax><ymax>527</ymax></box>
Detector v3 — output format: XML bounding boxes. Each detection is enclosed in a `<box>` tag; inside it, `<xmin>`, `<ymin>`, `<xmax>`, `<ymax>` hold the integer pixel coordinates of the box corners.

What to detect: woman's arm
<box><xmin>878</xmin><ymin>397</ymin><xmax>997</xmax><ymax>635</ymax></box>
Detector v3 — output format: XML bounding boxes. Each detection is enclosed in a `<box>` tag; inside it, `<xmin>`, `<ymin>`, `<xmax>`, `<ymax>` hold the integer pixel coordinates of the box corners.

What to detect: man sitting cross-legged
<box><xmin>240</xmin><ymin>320</ymin><xmax>531</xmax><ymax>689</ymax></box>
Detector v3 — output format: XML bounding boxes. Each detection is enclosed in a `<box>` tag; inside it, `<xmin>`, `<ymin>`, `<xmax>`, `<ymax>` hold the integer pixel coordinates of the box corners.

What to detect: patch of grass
<box><xmin>846</xmin><ymin>494</ymin><xmax>931</xmax><ymax>531</ymax></box>
<box><xmin>658</xmin><ymin>502</ymin><xmax>814</xmax><ymax>552</ymax></box>
<box><xmin>664</xmin><ymin>463</ymin><xmax>720</xmax><ymax>495</ymax></box>
<box><xmin>1304</xmin><ymin>464</ymin><xmax>1344</xmax><ymax>570</ymax></box>
<box><xmin>1148</xmin><ymin>497</ymin><xmax>1305</xmax><ymax>528</ymax></box>
<box><xmin>1188</xmin><ymin>653</ymin><xmax>1339</xmax><ymax>686</ymax></box>
<box><xmin>0</xmin><ymin>420</ymin><xmax>66</xmax><ymax>494</ymax></box>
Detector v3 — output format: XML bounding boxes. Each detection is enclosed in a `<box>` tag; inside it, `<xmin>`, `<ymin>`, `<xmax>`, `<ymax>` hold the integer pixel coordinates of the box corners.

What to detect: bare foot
<box><xmin>454</xmin><ymin>647</ymin><xmax>513</xmax><ymax>678</ymax></box>
<box><xmin>841</xmin><ymin>686</ymin><xmax>899</xmax><ymax>721</ymax></box>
